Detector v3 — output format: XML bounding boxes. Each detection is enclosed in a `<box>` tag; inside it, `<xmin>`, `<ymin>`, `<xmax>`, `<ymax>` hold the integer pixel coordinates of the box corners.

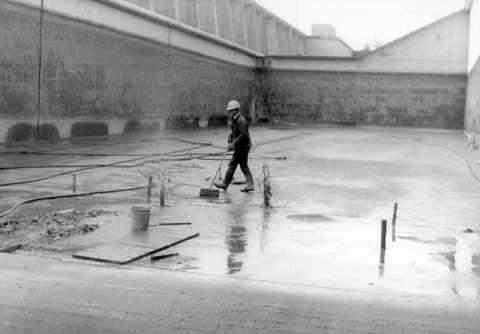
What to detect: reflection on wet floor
<box><xmin>3</xmin><ymin>125</ymin><xmax>480</xmax><ymax>316</ymax></box>
<box><xmin>260</xmin><ymin>207</ymin><xmax>271</xmax><ymax>252</ymax></box>
<box><xmin>286</xmin><ymin>214</ymin><xmax>334</xmax><ymax>222</ymax></box>
<box><xmin>379</xmin><ymin>249</ymin><xmax>386</xmax><ymax>278</ymax></box>
<box><xmin>436</xmin><ymin>233</ymin><xmax>480</xmax><ymax>301</ymax></box>
<box><xmin>441</xmin><ymin>252</ymin><xmax>457</xmax><ymax>272</ymax></box>
<box><xmin>397</xmin><ymin>235</ymin><xmax>432</xmax><ymax>243</ymax></box>
<box><xmin>473</xmin><ymin>255</ymin><xmax>480</xmax><ymax>276</ymax></box>
<box><xmin>218</xmin><ymin>203</ymin><xmax>480</xmax><ymax>299</ymax></box>
<box><xmin>225</xmin><ymin>194</ymin><xmax>253</xmax><ymax>275</ymax></box>
<box><xmin>226</xmin><ymin>224</ymin><xmax>247</xmax><ymax>274</ymax></box>
<box><xmin>440</xmin><ymin>236</ymin><xmax>480</xmax><ymax>277</ymax></box>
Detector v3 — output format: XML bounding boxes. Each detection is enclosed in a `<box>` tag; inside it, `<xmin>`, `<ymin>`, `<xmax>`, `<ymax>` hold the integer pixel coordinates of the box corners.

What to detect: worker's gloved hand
<box><xmin>228</xmin><ymin>143</ymin><xmax>234</xmax><ymax>151</ymax></box>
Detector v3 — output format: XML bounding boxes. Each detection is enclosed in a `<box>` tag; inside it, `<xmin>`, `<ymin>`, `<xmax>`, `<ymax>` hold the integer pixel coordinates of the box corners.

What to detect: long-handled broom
<box><xmin>200</xmin><ymin>147</ymin><xmax>228</xmax><ymax>197</ymax></box>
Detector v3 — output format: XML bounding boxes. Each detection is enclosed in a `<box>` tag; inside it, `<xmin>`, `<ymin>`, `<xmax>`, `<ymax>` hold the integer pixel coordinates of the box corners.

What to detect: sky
<box><xmin>255</xmin><ymin>0</ymin><xmax>467</xmax><ymax>50</ymax></box>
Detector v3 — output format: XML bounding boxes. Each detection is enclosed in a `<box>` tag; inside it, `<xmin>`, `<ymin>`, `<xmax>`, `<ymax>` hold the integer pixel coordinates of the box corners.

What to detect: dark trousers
<box><xmin>224</xmin><ymin>147</ymin><xmax>252</xmax><ymax>186</ymax></box>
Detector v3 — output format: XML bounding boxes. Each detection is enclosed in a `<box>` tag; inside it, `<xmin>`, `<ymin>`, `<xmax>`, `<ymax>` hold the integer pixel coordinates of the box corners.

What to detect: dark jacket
<box><xmin>229</xmin><ymin>113</ymin><xmax>252</xmax><ymax>150</ymax></box>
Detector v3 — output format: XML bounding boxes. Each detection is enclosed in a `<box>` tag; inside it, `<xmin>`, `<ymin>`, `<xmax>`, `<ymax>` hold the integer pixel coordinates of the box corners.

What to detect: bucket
<box><xmin>131</xmin><ymin>207</ymin><xmax>150</xmax><ymax>231</ymax></box>
<box><xmin>198</xmin><ymin>119</ymin><xmax>209</xmax><ymax>128</ymax></box>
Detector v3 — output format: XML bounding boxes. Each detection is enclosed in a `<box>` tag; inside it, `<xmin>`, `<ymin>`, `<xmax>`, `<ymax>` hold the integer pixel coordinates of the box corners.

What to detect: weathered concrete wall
<box><xmin>270</xmin><ymin>11</ymin><xmax>469</xmax><ymax>75</ymax></box>
<box><xmin>0</xmin><ymin>4</ymin><xmax>40</xmax><ymax>119</ymax></box>
<box><xmin>305</xmin><ymin>37</ymin><xmax>354</xmax><ymax>58</ymax></box>
<box><xmin>465</xmin><ymin>0</ymin><xmax>480</xmax><ymax>134</ymax></box>
<box><xmin>359</xmin><ymin>11</ymin><xmax>469</xmax><ymax>75</ymax></box>
<box><xmin>264</xmin><ymin>71</ymin><xmax>466</xmax><ymax>129</ymax></box>
<box><xmin>0</xmin><ymin>0</ymin><xmax>472</xmax><ymax>144</ymax></box>
<box><xmin>263</xmin><ymin>11</ymin><xmax>469</xmax><ymax>129</ymax></box>
<box><xmin>465</xmin><ymin>57</ymin><xmax>480</xmax><ymax>134</ymax></box>
<box><xmin>123</xmin><ymin>0</ymin><xmax>308</xmax><ymax>56</ymax></box>
<box><xmin>0</xmin><ymin>0</ymin><xmax>256</xmax><ymax>144</ymax></box>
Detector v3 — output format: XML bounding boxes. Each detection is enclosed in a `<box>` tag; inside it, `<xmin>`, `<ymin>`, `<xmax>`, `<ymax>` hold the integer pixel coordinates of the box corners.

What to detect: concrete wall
<box><xmin>465</xmin><ymin>0</ymin><xmax>480</xmax><ymax>134</ymax></box>
<box><xmin>0</xmin><ymin>0</ymin><xmax>258</xmax><ymax>144</ymax></box>
<box><xmin>305</xmin><ymin>37</ymin><xmax>354</xmax><ymax>57</ymax></box>
<box><xmin>123</xmin><ymin>0</ymin><xmax>308</xmax><ymax>56</ymax></box>
<box><xmin>359</xmin><ymin>11</ymin><xmax>469</xmax><ymax>75</ymax></box>
<box><xmin>0</xmin><ymin>0</ymin><xmax>473</xmax><ymax>144</ymax></box>
<box><xmin>263</xmin><ymin>71</ymin><xmax>466</xmax><ymax>128</ymax></box>
<box><xmin>263</xmin><ymin>11</ymin><xmax>469</xmax><ymax>129</ymax></box>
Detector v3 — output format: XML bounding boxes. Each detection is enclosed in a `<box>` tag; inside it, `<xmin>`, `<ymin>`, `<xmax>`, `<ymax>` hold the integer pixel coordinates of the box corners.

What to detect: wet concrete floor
<box><xmin>1</xmin><ymin>125</ymin><xmax>480</xmax><ymax>331</ymax></box>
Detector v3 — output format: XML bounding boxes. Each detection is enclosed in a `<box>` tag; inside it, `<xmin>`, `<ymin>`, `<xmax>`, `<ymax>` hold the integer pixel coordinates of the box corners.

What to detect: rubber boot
<box><xmin>214</xmin><ymin>182</ymin><xmax>227</xmax><ymax>190</ymax></box>
<box><xmin>241</xmin><ymin>174</ymin><xmax>254</xmax><ymax>192</ymax></box>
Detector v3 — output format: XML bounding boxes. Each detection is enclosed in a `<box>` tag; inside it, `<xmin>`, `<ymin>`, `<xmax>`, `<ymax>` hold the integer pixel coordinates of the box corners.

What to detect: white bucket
<box><xmin>198</xmin><ymin>119</ymin><xmax>209</xmax><ymax>128</ymax></box>
<box><xmin>131</xmin><ymin>207</ymin><xmax>150</xmax><ymax>231</ymax></box>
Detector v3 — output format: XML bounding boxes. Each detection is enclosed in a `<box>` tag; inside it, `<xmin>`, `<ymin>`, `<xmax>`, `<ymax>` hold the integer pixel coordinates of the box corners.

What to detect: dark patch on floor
<box><xmin>286</xmin><ymin>214</ymin><xmax>334</xmax><ymax>222</ymax></box>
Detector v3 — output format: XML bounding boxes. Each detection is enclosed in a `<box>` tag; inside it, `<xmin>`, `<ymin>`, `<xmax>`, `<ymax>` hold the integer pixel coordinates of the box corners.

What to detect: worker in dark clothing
<box><xmin>214</xmin><ymin>100</ymin><xmax>254</xmax><ymax>193</ymax></box>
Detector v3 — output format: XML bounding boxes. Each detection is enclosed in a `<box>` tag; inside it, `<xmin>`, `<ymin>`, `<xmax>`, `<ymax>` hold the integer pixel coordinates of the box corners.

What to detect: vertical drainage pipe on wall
<box><xmin>36</xmin><ymin>0</ymin><xmax>45</xmax><ymax>142</ymax></box>
<box><xmin>167</xmin><ymin>25</ymin><xmax>172</xmax><ymax>118</ymax></box>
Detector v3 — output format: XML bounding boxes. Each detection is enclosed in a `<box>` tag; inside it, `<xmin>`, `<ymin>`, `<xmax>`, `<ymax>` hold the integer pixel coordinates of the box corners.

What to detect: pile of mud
<box><xmin>0</xmin><ymin>209</ymin><xmax>116</xmax><ymax>240</ymax></box>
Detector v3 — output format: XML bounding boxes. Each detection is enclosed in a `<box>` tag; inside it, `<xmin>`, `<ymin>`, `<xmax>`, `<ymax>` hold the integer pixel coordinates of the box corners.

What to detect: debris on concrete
<box><xmin>72</xmin><ymin>232</ymin><xmax>200</xmax><ymax>265</ymax></box>
<box><xmin>151</xmin><ymin>252</ymin><xmax>179</xmax><ymax>261</ymax></box>
<box><xmin>0</xmin><ymin>220</ymin><xmax>21</xmax><ymax>234</ymax></box>
<box><xmin>20</xmin><ymin>244</ymin><xmax>62</xmax><ymax>253</ymax></box>
<box><xmin>0</xmin><ymin>244</ymin><xmax>22</xmax><ymax>253</ymax></box>
<box><xmin>467</xmin><ymin>134</ymin><xmax>479</xmax><ymax>149</ymax></box>
<box><xmin>157</xmin><ymin>223</ymin><xmax>192</xmax><ymax>226</ymax></box>
<box><xmin>0</xmin><ymin>209</ymin><xmax>116</xmax><ymax>239</ymax></box>
<box><xmin>44</xmin><ymin>221</ymin><xmax>98</xmax><ymax>239</ymax></box>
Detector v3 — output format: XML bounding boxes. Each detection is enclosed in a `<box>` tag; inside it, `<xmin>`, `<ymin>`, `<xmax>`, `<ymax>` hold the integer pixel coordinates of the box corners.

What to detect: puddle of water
<box><xmin>473</xmin><ymin>267</ymin><xmax>480</xmax><ymax>276</ymax></box>
<box><xmin>396</xmin><ymin>236</ymin><xmax>431</xmax><ymax>243</ymax></box>
<box><xmin>4</xmin><ymin>193</ymin><xmax>480</xmax><ymax>302</ymax></box>
<box><xmin>226</xmin><ymin>224</ymin><xmax>248</xmax><ymax>274</ymax></box>
<box><xmin>286</xmin><ymin>214</ymin><xmax>334</xmax><ymax>223</ymax></box>
<box><xmin>436</xmin><ymin>236</ymin><xmax>457</xmax><ymax>245</ymax></box>
<box><xmin>440</xmin><ymin>252</ymin><xmax>456</xmax><ymax>272</ymax></box>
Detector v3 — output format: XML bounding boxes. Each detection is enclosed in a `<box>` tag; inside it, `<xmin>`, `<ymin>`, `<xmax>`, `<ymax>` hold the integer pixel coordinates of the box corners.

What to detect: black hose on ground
<box><xmin>0</xmin><ymin>154</ymin><xmax>157</xmax><ymax>187</ymax></box>
<box><xmin>0</xmin><ymin>186</ymin><xmax>147</xmax><ymax>219</ymax></box>
<box><xmin>0</xmin><ymin>138</ymin><xmax>157</xmax><ymax>156</ymax></box>
<box><xmin>376</xmin><ymin>133</ymin><xmax>480</xmax><ymax>184</ymax></box>
<box><xmin>420</xmin><ymin>142</ymin><xmax>480</xmax><ymax>183</ymax></box>
<box><xmin>0</xmin><ymin>144</ymin><xmax>212</xmax><ymax>186</ymax></box>
<box><xmin>0</xmin><ymin>137</ymin><xmax>215</xmax><ymax>157</ymax></box>
<box><xmin>0</xmin><ymin>133</ymin><xmax>309</xmax><ymax>185</ymax></box>
<box><xmin>0</xmin><ymin>132</ymin><xmax>309</xmax><ymax>219</ymax></box>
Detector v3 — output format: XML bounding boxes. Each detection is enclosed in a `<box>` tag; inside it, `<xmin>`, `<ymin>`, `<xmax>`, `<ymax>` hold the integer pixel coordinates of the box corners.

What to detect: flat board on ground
<box><xmin>72</xmin><ymin>227</ymin><xmax>199</xmax><ymax>264</ymax></box>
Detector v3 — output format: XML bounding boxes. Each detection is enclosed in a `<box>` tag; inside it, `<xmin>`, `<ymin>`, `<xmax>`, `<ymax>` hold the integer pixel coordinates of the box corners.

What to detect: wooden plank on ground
<box><xmin>0</xmin><ymin>244</ymin><xmax>22</xmax><ymax>253</ymax></box>
<box><xmin>72</xmin><ymin>233</ymin><xmax>199</xmax><ymax>265</ymax></box>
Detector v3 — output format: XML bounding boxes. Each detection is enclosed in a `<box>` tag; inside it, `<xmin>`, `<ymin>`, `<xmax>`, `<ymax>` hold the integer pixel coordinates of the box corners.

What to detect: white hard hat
<box><xmin>226</xmin><ymin>100</ymin><xmax>240</xmax><ymax>111</ymax></box>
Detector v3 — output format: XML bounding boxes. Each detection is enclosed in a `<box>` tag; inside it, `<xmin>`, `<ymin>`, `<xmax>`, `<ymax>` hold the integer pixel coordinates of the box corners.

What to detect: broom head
<box><xmin>200</xmin><ymin>188</ymin><xmax>219</xmax><ymax>197</ymax></box>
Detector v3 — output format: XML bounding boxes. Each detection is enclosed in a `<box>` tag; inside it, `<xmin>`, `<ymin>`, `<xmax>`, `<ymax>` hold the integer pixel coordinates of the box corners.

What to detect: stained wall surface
<box><xmin>0</xmin><ymin>1</ymin><xmax>256</xmax><ymax>143</ymax></box>
<box><xmin>466</xmin><ymin>1</ymin><xmax>480</xmax><ymax>134</ymax></box>
<box><xmin>0</xmin><ymin>0</ymin><xmax>475</xmax><ymax>144</ymax></box>
<box><xmin>264</xmin><ymin>71</ymin><xmax>466</xmax><ymax>128</ymax></box>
